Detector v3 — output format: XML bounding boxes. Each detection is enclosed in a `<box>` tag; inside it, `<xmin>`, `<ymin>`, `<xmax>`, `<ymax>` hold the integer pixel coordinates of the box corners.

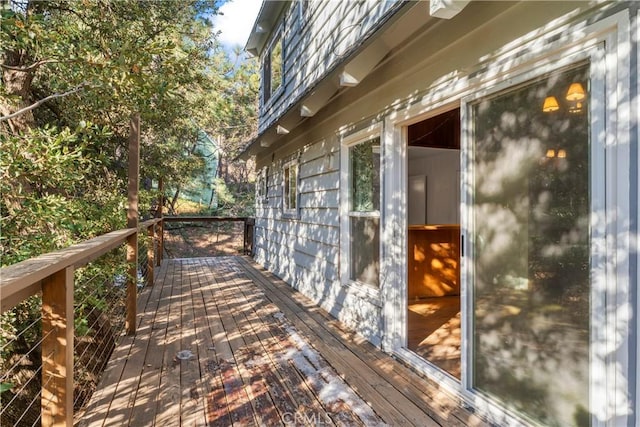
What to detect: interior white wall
<box><xmin>408</xmin><ymin>148</ymin><xmax>460</xmax><ymax>224</ymax></box>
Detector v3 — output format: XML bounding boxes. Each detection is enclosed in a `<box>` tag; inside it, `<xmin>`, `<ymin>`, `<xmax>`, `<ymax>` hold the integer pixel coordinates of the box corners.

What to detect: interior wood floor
<box><xmin>80</xmin><ymin>257</ymin><xmax>485</xmax><ymax>427</ymax></box>
<box><xmin>407</xmin><ymin>296</ymin><xmax>461</xmax><ymax>378</ymax></box>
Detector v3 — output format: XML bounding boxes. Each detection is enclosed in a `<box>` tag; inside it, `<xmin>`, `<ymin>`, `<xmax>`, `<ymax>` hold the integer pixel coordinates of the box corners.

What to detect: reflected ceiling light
<box><xmin>542</xmin><ymin>96</ymin><xmax>560</xmax><ymax>112</ymax></box>
<box><xmin>557</xmin><ymin>149</ymin><xmax>567</xmax><ymax>158</ymax></box>
<box><xmin>569</xmin><ymin>102</ymin><xmax>584</xmax><ymax>114</ymax></box>
<box><xmin>566</xmin><ymin>82</ymin><xmax>586</xmax><ymax>101</ymax></box>
<box><xmin>546</xmin><ymin>149</ymin><xmax>556</xmax><ymax>158</ymax></box>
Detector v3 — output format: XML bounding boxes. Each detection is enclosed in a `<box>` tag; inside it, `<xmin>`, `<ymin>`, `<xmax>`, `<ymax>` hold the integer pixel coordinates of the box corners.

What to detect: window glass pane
<box><xmin>289</xmin><ymin>165</ymin><xmax>297</xmax><ymax>209</ymax></box>
<box><xmin>283</xmin><ymin>164</ymin><xmax>296</xmax><ymax>211</ymax></box>
<box><xmin>263</xmin><ymin>168</ymin><xmax>269</xmax><ymax>200</ymax></box>
<box><xmin>350</xmin><ymin>138</ymin><xmax>380</xmax><ymax>212</ymax></box>
<box><xmin>283</xmin><ymin>166</ymin><xmax>290</xmax><ymax>209</ymax></box>
<box><xmin>471</xmin><ymin>64</ymin><xmax>590</xmax><ymax>426</ymax></box>
<box><xmin>270</xmin><ymin>36</ymin><xmax>282</xmax><ymax>94</ymax></box>
<box><xmin>350</xmin><ymin>216</ymin><xmax>380</xmax><ymax>287</ymax></box>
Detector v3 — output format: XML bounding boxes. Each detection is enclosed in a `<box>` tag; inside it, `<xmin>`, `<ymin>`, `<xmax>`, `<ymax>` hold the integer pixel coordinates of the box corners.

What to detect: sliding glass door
<box><xmin>467</xmin><ymin>62</ymin><xmax>592</xmax><ymax>426</ymax></box>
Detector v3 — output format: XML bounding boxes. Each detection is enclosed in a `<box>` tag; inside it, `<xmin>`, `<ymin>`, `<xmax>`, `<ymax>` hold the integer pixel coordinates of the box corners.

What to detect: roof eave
<box><xmin>244</xmin><ymin>1</ymin><xmax>288</xmax><ymax>58</ymax></box>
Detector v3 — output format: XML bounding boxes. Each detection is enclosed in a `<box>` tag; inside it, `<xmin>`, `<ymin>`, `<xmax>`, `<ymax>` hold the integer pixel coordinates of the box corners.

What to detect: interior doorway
<box><xmin>406</xmin><ymin>108</ymin><xmax>461</xmax><ymax>379</ymax></box>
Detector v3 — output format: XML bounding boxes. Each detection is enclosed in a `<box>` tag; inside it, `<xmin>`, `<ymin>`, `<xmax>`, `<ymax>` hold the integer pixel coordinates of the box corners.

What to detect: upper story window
<box><xmin>263</xmin><ymin>31</ymin><xmax>283</xmax><ymax>105</ymax></box>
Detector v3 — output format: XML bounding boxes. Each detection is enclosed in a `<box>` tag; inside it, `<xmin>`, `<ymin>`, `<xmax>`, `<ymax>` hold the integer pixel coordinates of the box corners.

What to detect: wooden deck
<box><xmin>81</xmin><ymin>257</ymin><xmax>486</xmax><ymax>427</ymax></box>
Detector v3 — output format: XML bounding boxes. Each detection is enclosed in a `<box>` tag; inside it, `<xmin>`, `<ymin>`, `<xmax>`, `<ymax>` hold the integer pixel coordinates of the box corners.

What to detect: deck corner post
<box><xmin>244</xmin><ymin>217</ymin><xmax>255</xmax><ymax>256</ymax></box>
<box><xmin>41</xmin><ymin>266</ymin><xmax>74</xmax><ymax>426</ymax></box>
<box><xmin>243</xmin><ymin>217</ymin><xmax>248</xmax><ymax>254</ymax></box>
<box><xmin>126</xmin><ymin>113</ymin><xmax>140</xmax><ymax>335</ymax></box>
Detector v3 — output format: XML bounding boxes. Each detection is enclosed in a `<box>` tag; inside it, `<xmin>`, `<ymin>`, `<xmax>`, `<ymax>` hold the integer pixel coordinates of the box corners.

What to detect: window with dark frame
<box><xmin>263</xmin><ymin>32</ymin><xmax>283</xmax><ymax>105</ymax></box>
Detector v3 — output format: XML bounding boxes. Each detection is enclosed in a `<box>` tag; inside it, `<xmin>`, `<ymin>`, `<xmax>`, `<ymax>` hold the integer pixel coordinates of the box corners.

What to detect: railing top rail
<box><xmin>162</xmin><ymin>216</ymin><xmax>249</xmax><ymax>222</ymax></box>
<box><xmin>140</xmin><ymin>218</ymin><xmax>162</xmax><ymax>228</ymax></box>
<box><xmin>1</xmin><ymin>218</ymin><xmax>161</xmax><ymax>313</ymax></box>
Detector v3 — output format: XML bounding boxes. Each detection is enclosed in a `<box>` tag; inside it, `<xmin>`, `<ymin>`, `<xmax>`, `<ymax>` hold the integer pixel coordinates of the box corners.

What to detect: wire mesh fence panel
<box><xmin>0</xmin><ymin>305</ymin><xmax>47</xmax><ymax>427</ymax></box>
<box><xmin>137</xmin><ymin>235</ymin><xmax>149</xmax><ymax>286</ymax></box>
<box><xmin>72</xmin><ymin>255</ymin><xmax>128</xmax><ymax>415</ymax></box>
<box><xmin>0</xmin><ymin>242</ymin><xmax>142</xmax><ymax>425</ymax></box>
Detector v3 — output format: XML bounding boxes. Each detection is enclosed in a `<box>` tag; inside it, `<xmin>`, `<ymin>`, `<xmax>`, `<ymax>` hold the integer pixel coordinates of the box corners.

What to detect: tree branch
<box><xmin>0</xmin><ymin>59</ymin><xmax>61</xmax><ymax>73</ymax></box>
<box><xmin>0</xmin><ymin>82</ymin><xmax>87</xmax><ymax>123</ymax></box>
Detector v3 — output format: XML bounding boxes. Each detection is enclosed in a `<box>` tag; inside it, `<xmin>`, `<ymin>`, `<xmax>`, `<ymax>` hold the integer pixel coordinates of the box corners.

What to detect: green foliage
<box><xmin>0</xmin><ymin>124</ymin><xmax>125</xmax><ymax>265</ymax></box>
<box><xmin>0</xmin><ymin>0</ymin><xmax>258</xmax><ymax>260</ymax></box>
<box><xmin>0</xmin><ymin>1</ymin><xmax>261</xmax><ymax>420</ymax></box>
<box><xmin>350</xmin><ymin>139</ymin><xmax>381</xmax><ymax>212</ymax></box>
<box><xmin>206</xmin><ymin>178</ymin><xmax>254</xmax><ymax>217</ymax></box>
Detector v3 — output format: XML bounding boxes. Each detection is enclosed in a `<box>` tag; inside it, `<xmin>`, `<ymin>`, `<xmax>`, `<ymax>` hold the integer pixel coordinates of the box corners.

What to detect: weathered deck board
<box><xmin>127</xmin><ymin>256</ymin><xmax>171</xmax><ymax>426</ymax></box>
<box><xmin>81</xmin><ymin>256</ymin><xmax>487</xmax><ymax>427</ymax></box>
<box><xmin>236</xmin><ymin>258</ymin><xmax>487</xmax><ymax>427</ymax></box>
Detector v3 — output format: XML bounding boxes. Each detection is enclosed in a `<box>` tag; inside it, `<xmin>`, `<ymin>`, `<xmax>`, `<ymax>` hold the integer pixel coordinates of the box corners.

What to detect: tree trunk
<box><xmin>169</xmin><ymin>185</ymin><xmax>181</xmax><ymax>214</ymax></box>
<box><xmin>1</xmin><ymin>50</ymin><xmax>36</xmax><ymax>134</ymax></box>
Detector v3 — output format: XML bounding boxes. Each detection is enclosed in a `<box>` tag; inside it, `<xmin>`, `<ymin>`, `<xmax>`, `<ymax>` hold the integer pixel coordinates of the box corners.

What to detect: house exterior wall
<box><xmin>255</xmin><ymin>0</ymin><xmax>602</xmax><ymax>346</ymax></box>
<box><xmin>249</xmin><ymin>1</ymin><xmax>639</xmax><ymax>425</ymax></box>
<box><xmin>257</xmin><ymin>0</ymin><xmax>401</xmax><ymax>134</ymax></box>
<box><xmin>254</xmin><ymin>133</ymin><xmax>384</xmax><ymax>344</ymax></box>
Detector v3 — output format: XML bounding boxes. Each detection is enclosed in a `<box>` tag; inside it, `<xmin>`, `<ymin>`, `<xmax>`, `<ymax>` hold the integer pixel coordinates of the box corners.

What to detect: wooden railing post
<box><xmin>243</xmin><ymin>218</ymin><xmax>248</xmax><ymax>254</ymax></box>
<box><xmin>41</xmin><ymin>266</ymin><xmax>74</xmax><ymax>426</ymax></box>
<box><xmin>147</xmin><ymin>223</ymin><xmax>154</xmax><ymax>287</ymax></box>
<box><xmin>126</xmin><ymin>113</ymin><xmax>140</xmax><ymax>335</ymax></box>
<box><xmin>156</xmin><ymin>178</ymin><xmax>164</xmax><ymax>266</ymax></box>
<box><xmin>243</xmin><ymin>218</ymin><xmax>254</xmax><ymax>255</ymax></box>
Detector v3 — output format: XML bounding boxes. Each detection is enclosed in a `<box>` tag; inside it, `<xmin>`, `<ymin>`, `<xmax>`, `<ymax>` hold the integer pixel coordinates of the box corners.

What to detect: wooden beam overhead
<box><xmin>340</xmin><ymin>41</ymin><xmax>389</xmax><ymax>88</ymax></box>
<box><xmin>298</xmin><ymin>83</ymin><xmax>338</xmax><ymax>119</ymax></box>
<box><xmin>300</xmin><ymin>105</ymin><xmax>316</xmax><ymax>117</ymax></box>
<box><xmin>276</xmin><ymin>125</ymin><xmax>289</xmax><ymax>135</ymax></box>
<box><xmin>429</xmin><ymin>0</ymin><xmax>470</xmax><ymax>19</ymax></box>
<box><xmin>339</xmin><ymin>71</ymin><xmax>360</xmax><ymax>87</ymax></box>
<box><xmin>256</xmin><ymin>22</ymin><xmax>268</xmax><ymax>33</ymax></box>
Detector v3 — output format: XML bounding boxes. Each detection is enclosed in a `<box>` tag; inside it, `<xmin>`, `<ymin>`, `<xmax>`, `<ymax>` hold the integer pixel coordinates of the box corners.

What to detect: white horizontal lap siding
<box><xmin>299</xmin><ymin>156</ymin><xmax>337</xmax><ymax>180</ymax></box>
<box><xmin>300</xmin><ymin>190</ymin><xmax>339</xmax><ymax>209</ymax></box>
<box><xmin>259</xmin><ymin>0</ymin><xmax>400</xmax><ymax>132</ymax></box>
<box><xmin>254</xmin><ymin>227</ymin><xmax>339</xmax><ymax>269</ymax></box>
<box><xmin>298</xmin><ymin>207</ymin><xmax>339</xmax><ymax>228</ymax></box>
<box><xmin>299</xmin><ymin>168</ymin><xmax>339</xmax><ymax>189</ymax></box>
<box><xmin>254</xmin><ymin>134</ymin><xmax>342</xmax><ymax>308</ymax></box>
<box><xmin>259</xmin><ymin>219</ymin><xmax>340</xmax><ymax>248</ymax></box>
<box><xmin>339</xmin><ymin>291</ymin><xmax>383</xmax><ymax>346</ymax></box>
<box><xmin>301</xmin><ymin>137</ymin><xmax>340</xmax><ymax>160</ymax></box>
<box><xmin>254</xmin><ymin>134</ymin><xmax>383</xmax><ymax>345</ymax></box>
<box><xmin>293</xmin><ymin>263</ymin><xmax>337</xmax><ymax>303</ymax></box>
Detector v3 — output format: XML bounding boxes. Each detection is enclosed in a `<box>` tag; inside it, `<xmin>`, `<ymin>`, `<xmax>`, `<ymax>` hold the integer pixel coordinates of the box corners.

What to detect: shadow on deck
<box><xmin>80</xmin><ymin>256</ymin><xmax>486</xmax><ymax>426</ymax></box>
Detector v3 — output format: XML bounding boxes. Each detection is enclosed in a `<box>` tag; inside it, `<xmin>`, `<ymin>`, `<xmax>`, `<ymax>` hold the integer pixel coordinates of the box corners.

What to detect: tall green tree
<box><xmin>0</xmin><ymin>1</ymin><xmax>261</xmax><ymax>421</ymax></box>
<box><xmin>0</xmin><ymin>0</ymin><xmax>231</xmax><ymax>263</ymax></box>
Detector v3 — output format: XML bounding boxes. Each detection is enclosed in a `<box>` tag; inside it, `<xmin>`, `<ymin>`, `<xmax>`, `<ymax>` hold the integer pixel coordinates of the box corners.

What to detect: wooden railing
<box><xmin>162</xmin><ymin>216</ymin><xmax>255</xmax><ymax>255</ymax></box>
<box><xmin>0</xmin><ymin>214</ymin><xmax>256</xmax><ymax>426</ymax></box>
<box><xmin>0</xmin><ymin>218</ymin><xmax>162</xmax><ymax>426</ymax></box>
